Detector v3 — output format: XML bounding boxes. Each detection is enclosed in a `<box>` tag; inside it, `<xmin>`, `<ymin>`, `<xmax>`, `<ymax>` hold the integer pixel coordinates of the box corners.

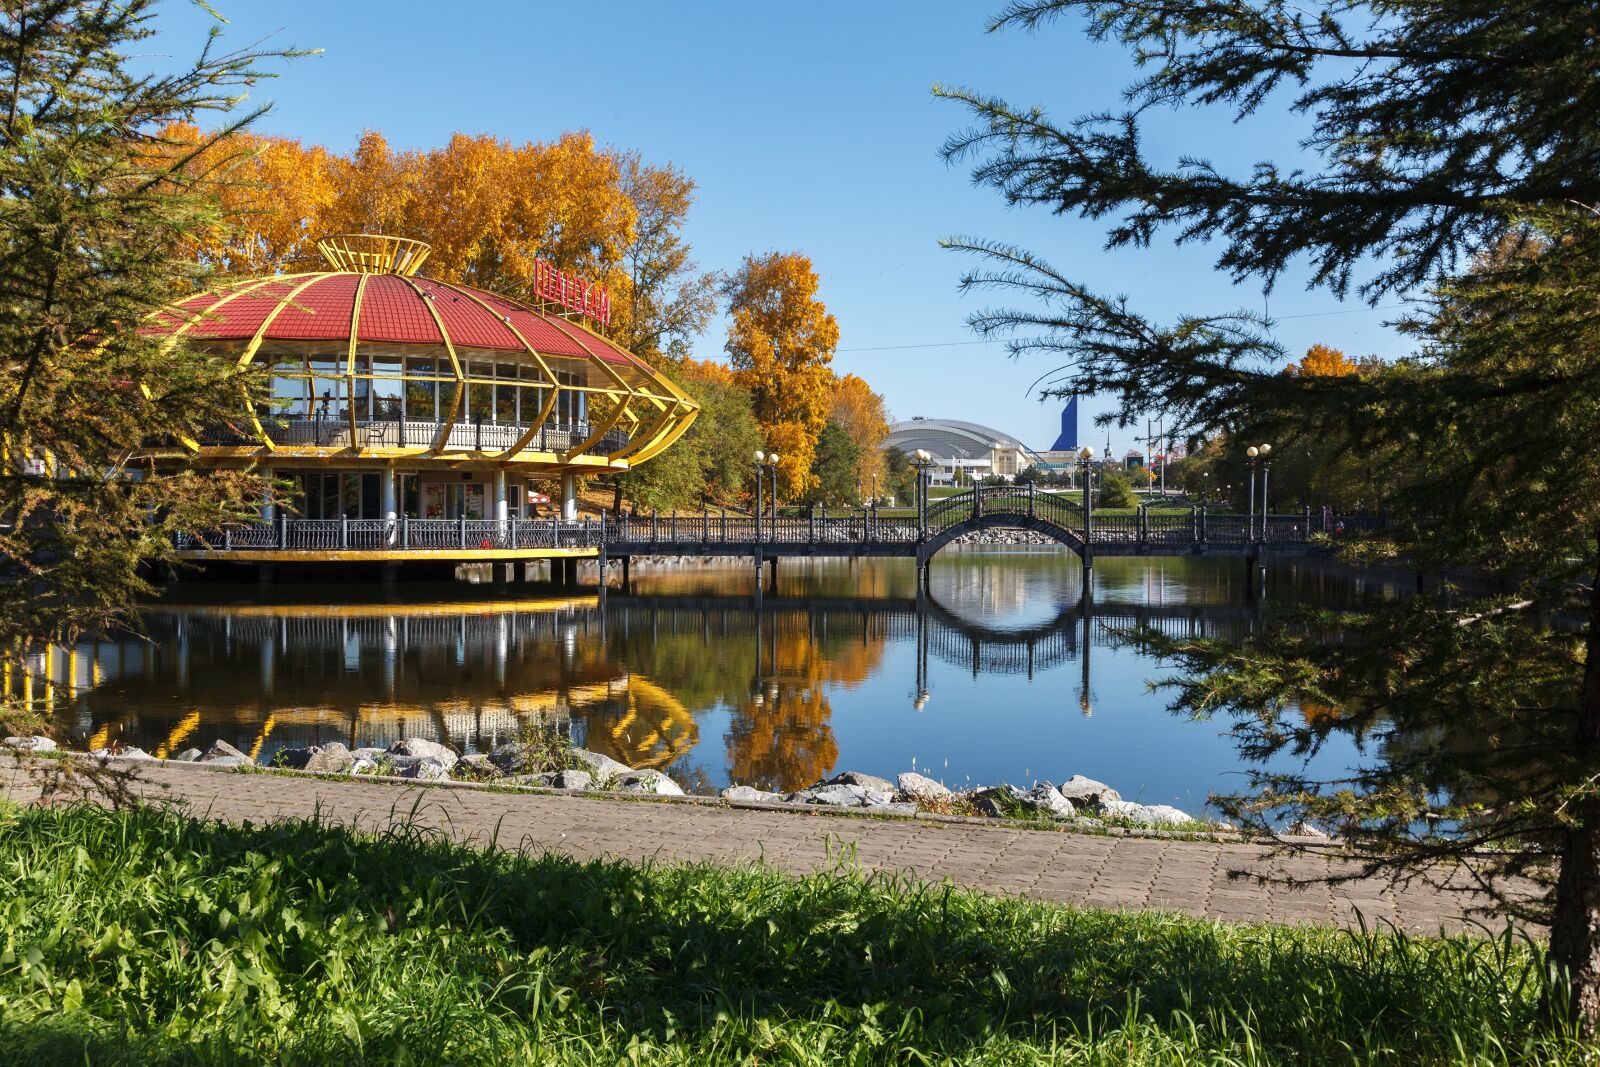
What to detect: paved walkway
<box><xmin>1</xmin><ymin>755</ymin><xmax>1529</xmax><ymax>935</ymax></box>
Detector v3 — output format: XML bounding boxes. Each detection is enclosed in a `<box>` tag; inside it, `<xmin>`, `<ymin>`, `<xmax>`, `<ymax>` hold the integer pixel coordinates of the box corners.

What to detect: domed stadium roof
<box><xmin>885</xmin><ymin>417</ymin><xmax>1041</xmax><ymax>460</ymax></box>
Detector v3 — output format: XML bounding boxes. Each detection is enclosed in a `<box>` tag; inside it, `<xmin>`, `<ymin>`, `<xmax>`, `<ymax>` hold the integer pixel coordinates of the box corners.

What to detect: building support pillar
<box><xmin>561</xmin><ymin>471</ymin><xmax>578</xmax><ymax>523</ymax></box>
<box><xmin>380</xmin><ymin>468</ymin><xmax>397</xmax><ymax>545</ymax></box>
<box><xmin>493</xmin><ymin>469</ymin><xmax>508</xmax><ymax>524</ymax></box>
<box><xmin>260</xmin><ymin>465</ymin><xmax>276</xmax><ymax>523</ymax></box>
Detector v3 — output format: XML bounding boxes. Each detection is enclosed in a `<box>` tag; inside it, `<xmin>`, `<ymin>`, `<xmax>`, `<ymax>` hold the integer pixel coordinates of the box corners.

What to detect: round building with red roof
<box><xmin>145</xmin><ymin>235</ymin><xmax>697</xmax><ymax>551</ymax></box>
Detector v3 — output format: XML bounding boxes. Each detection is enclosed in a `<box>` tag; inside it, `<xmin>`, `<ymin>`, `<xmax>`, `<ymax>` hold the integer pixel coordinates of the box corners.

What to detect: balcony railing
<box><xmin>194</xmin><ymin>417</ymin><xmax>630</xmax><ymax>457</ymax></box>
<box><xmin>176</xmin><ymin>517</ymin><xmax>605</xmax><ymax>553</ymax></box>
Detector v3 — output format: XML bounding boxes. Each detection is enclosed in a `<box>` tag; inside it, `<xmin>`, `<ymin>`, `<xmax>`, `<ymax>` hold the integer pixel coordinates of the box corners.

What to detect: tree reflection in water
<box><xmin>23</xmin><ymin>557</ymin><xmax>1398</xmax><ymax>799</ymax></box>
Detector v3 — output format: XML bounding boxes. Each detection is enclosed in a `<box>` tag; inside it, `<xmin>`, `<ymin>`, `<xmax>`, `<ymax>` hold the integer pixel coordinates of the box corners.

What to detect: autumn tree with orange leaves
<box><xmin>164</xmin><ymin>126</ymin><xmax>715</xmax><ymax>367</ymax></box>
<box><xmin>723</xmin><ymin>252</ymin><xmax>839</xmax><ymax>500</ymax></box>
<box><xmin>830</xmin><ymin>373</ymin><xmax>890</xmax><ymax>501</ymax></box>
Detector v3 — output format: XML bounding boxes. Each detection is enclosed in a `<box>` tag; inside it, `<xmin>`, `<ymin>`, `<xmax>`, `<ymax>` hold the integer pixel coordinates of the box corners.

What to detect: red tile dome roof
<box><xmin>147</xmin><ymin>270</ymin><xmax>644</xmax><ymax>368</ymax></box>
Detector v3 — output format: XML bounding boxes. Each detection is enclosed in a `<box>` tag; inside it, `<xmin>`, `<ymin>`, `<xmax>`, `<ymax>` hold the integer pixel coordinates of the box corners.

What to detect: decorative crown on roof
<box><xmin>315</xmin><ymin>233</ymin><xmax>432</xmax><ymax>276</ymax></box>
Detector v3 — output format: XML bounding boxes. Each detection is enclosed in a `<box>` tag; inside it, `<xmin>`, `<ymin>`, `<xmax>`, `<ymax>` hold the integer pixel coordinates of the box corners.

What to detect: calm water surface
<box><xmin>41</xmin><ymin>552</ymin><xmax>1409</xmax><ymax>815</ymax></box>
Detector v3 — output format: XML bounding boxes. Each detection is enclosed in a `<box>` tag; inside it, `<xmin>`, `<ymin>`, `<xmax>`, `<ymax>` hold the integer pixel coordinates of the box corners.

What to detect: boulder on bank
<box><xmin>896</xmin><ymin>771</ymin><xmax>952</xmax><ymax>803</ymax></box>
<box><xmin>397</xmin><ymin>756</ymin><xmax>450</xmax><ymax>781</ymax></box>
<box><xmin>89</xmin><ymin>746</ymin><xmax>153</xmax><ymax>761</ymax></box>
<box><xmin>387</xmin><ymin>738</ymin><xmax>457</xmax><ymax>769</ymax></box>
<box><xmin>722</xmin><ymin>784</ymin><xmax>784</xmax><ymax>804</ymax></box>
<box><xmin>453</xmin><ymin>753</ymin><xmax>500</xmax><ymax>780</ymax></box>
<box><xmin>1101</xmin><ymin>799</ymin><xmax>1193</xmax><ymax>827</ymax></box>
<box><xmin>172</xmin><ymin>747</ymin><xmax>202</xmax><ymax>762</ymax></box>
<box><xmin>1019</xmin><ymin>782</ymin><xmax>1075</xmax><ymax>818</ymax></box>
<box><xmin>822</xmin><ymin>770</ymin><xmax>895</xmax><ymax>793</ymax></box>
<box><xmin>787</xmin><ymin>782</ymin><xmax>913</xmax><ymax>814</ymax></box>
<box><xmin>277</xmin><ymin>742</ymin><xmax>353</xmax><ymax>774</ymax></box>
<box><xmin>350</xmin><ymin>747</ymin><xmax>386</xmax><ymax>763</ymax></box>
<box><xmin>613</xmin><ymin>769</ymin><xmax>685</xmax><ymax>796</ymax></box>
<box><xmin>3</xmin><ymin>735</ymin><xmax>56</xmax><ymax>753</ymax></box>
<box><xmin>567</xmin><ymin>747</ymin><xmax>635</xmax><ymax>786</ymax></box>
<box><xmin>549</xmin><ymin>769</ymin><xmax>592</xmax><ymax>791</ymax></box>
<box><xmin>1056</xmin><ymin>775</ymin><xmax>1121</xmax><ymax>809</ymax></box>
<box><xmin>199</xmin><ymin>739</ymin><xmax>250</xmax><ymax>764</ymax></box>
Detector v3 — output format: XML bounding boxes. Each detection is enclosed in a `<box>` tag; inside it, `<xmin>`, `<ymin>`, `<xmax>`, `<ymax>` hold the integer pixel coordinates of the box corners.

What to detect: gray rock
<box><xmin>199</xmin><ymin>755</ymin><xmax>246</xmax><ymax>768</ymax></box>
<box><xmin>397</xmin><ymin>756</ymin><xmax>449</xmax><ymax>781</ymax></box>
<box><xmin>454</xmin><ymin>753</ymin><xmax>500</xmax><ymax>779</ymax></box>
<box><xmin>350</xmin><ymin>747</ymin><xmax>386</xmax><ymax>763</ymax></box>
<box><xmin>387</xmin><ymin>738</ymin><xmax>457</xmax><ymax>769</ymax></box>
<box><xmin>896</xmin><ymin>771</ymin><xmax>952</xmax><ymax>803</ymax></box>
<box><xmin>822</xmin><ymin>770</ymin><xmax>895</xmax><ymax>793</ymax></box>
<box><xmin>973</xmin><ymin>795</ymin><xmax>1007</xmax><ymax>818</ymax></box>
<box><xmin>787</xmin><ymin>783</ymin><xmax>880</xmax><ymax>807</ymax></box>
<box><xmin>1056</xmin><ymin>775</ymin><xmax>1121</xmax><ymax>808</ymax></box>
<box><xmin>3</xmin><ymin>735</ymin><xmax>56</xmax><ymax>753</ymax></box>
<box><xmin>567</xmin><ymin>747</ymin><xmax>634</xmax><ymax>786</ymax></box>
<box><xmin>89</xmin><ymin>746</ymin><xmax>153</xmax><ymax>761</ymax></box>
<box><xmin>722</xmin><ymin>784</ymin><xmax>785</xmax><ymax>804</ymax></box>
<box><xmin>348</xmin><ymin>758</ymin><xmax>378</xmax><ymax>775</ymax></box>
<box><xmin>1101</xmin><ymin>799</ymin><xmax>1193</xmax><ymax>827</ymax></box>
<box><xmin>277</xmin><ymin>742</ymin><xmax>353</xmax><ymax>774</ymax></box>
<box><xmin>614</xmin><ymin>769</ymin><xmax>685</xmax><ymax>796</ymax></box>
<box><xmin>1018</xmin><ymin>782</ymin><xmax>1075</xmax><ymax>818</ymax></box>
<box><xmin>199</xmin><ymin>739</ymin><xmax>250</xmax><ymax>764</ymax></box>
<box><xmin>550</xmin><ymin>769</ymin><xmax>592</xmax><ymax>790</ymax></box>
<box><xmin>502</xmin><ymin>772</ymin><xmax>559</xmax><ymax>787</ymax></box>
<box><xmin>172</xmin><ymin>747</ymin><xmax>202</xmax><ymax>762</ymax></box>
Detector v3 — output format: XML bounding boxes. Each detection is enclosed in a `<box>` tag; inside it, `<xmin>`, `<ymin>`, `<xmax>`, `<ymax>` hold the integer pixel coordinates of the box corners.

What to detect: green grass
<box><xmin>0</xmin><ymin>802</ymin><xmax>1588</xmax><ymax>1065</ymax></box>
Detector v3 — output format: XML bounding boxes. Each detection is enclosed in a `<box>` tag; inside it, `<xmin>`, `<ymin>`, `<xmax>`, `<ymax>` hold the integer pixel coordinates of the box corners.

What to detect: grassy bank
<box><xmin>0</xmin><ymin>803</ymin><xmax>1584</xmax><ymax>1065</ymax></box>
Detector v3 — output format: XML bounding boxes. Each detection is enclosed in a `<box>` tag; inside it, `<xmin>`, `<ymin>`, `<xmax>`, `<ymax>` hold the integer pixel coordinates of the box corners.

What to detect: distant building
<box><xmin>1037</xmin><ymin>396</ymin><xmax>1083</xmax><ymax>470</ymax></box>
<box><xmin>1124</xmin><ymin>450</ymin><xmax>1146</xmax><ymax>470</ymax></box>
<box><xmin>884</xmin><ymin>417</ymin><xmax>1042</xmax><ymax>484</ymax></box>
<box><xmin>1049</xmin><ymin>396</ymin><xmax>1078</xmax><ymax>452</ymax></box>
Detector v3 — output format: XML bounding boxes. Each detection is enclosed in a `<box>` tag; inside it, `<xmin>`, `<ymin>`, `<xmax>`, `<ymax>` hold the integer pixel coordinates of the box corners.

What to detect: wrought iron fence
<box><xmin>174</xmin><ymin>491</ymin><xmax>1357</xmax><ymax>556</ymax></box>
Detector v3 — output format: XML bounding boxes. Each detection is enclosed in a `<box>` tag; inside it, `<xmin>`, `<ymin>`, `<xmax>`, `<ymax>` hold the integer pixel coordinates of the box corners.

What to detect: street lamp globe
<box><xmin>1259</xmin><ymin>443</ymin><xmax>1273</xmax><ymax>456</ymax></box>
<box><xmin>1078</xmin><ymin>446</ymin><xmax>1095</xmax><ymax>461</ymax></box>
<box><xmin>1247</xmin><ymin>446</ymin><xmax>1259</xmax><ymax>458</ymax></box>
<box><xmin>768</xmin><ymin>452</ymin><xmax>780</xmax><ymax>466</ymax></box>
<box><xmin>754</xmin><ymin>450</ymin><xmax>765</xmax><ymax>463</ymax></box>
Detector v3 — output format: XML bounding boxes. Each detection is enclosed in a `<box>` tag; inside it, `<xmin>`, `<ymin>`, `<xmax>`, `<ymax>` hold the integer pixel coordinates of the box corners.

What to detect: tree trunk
<box><xmin>611</xmin><ymin>480</ymin><xmax>623</xmax><ymax>518</ymax></box>
<box><xmin>1550</xmin><ymin>539</ymin><xmax>1600</xmax><ymax>1033</ymax></box>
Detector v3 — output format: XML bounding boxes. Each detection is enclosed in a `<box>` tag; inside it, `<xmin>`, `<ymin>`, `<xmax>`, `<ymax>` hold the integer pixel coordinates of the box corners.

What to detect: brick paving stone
<box><xmin>0</xmin><ymin>755</ymin><xmax>1543</xmax><ymax>934</ymax></box>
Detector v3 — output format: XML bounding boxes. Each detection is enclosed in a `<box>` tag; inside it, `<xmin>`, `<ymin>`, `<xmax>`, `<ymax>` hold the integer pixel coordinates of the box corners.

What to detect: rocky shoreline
<box><xmin>2</xmin><ymin>733</ymin><xmax>1246</xmax><ymax>834</ymax></box>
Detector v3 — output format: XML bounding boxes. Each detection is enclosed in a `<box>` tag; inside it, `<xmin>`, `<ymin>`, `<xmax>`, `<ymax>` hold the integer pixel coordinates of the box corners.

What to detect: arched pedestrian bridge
<box><xmin>174</xmin><ymin>484</ymin><xmax>1366</xmax><ymax>578</ymax></box>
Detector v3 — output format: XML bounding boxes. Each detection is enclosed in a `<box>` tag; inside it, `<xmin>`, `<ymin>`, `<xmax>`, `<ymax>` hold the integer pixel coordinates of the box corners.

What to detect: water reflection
<box><xmin>26</xmin><ymin>555</ymin><xmax>1415</xmax><ymax>811</ymax></box>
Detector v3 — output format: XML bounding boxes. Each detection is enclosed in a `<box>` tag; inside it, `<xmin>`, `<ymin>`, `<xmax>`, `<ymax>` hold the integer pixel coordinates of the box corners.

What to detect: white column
<box><xmin>560</xmin><ymin>471</ymin><xmax>578</xmax><ymax>522</ymax></box>
<box><xmin>493</xmin><ymin>469</ymin><xmax>508</xmax><ymax>523</ymax></box>
<box><xmin>380</xmin><ymin>469</ymin><xmax>397</xmax><ymax>546</ymax></box>
<box><xmin>260</xmin><ymin>465</ymin><xmax>276</xmax><ymax>522</ymax></box>
<box><xmin>381</xmin><ymin>468</ymin><xmax>397</xmax><ymax>522</ymax></box>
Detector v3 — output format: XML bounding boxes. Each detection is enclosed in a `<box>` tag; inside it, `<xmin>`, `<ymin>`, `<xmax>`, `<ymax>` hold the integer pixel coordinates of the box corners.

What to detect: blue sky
<box><xmin>153</xmin><ymin>0</ymin><xmax>1409</xmax><ymax>456</ymax></box>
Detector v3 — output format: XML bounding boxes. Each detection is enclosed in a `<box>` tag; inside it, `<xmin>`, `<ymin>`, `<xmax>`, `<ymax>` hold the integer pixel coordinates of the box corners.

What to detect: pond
<box><xmin>32</xmin><ymin>552</ymin><xmax>1410</xmax><ymax>816</ymax></box>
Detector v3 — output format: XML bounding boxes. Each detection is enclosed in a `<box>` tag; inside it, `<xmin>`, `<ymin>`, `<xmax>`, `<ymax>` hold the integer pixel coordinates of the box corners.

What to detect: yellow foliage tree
<box><xmin>723</xmin><ymin>252</ymin><xmax>839</xmax><ymax>499</ymax></box>
<box><xmin>830</xmin><ymin>373</ymin><xmax>890</xmax><ymax>500</ymax></box>
<box><xmin>1287</xmin><ymin>342</ymin><xmax>1359</xmax><ymax>377</ymax></box>
<box><xmin>162</xmin><ymin>123</ymin><xmax>336</xmax><ymax>275</ymax></box>
<box><xmin>168</xmin><ymin>126</ymin><xmax>714</xmax><ymax>362</ymax></box>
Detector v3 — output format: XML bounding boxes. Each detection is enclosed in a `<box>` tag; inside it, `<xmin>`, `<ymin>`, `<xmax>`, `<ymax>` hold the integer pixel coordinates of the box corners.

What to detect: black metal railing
<box><xmin>175</xmin><ymin>517</ymin><xmax>605</xmax><ymax>553</ymax></box>
<box><xmin>174</xmin><ymin>489</ymin><xmax>1365</xmax><ymax>557</ymax></box>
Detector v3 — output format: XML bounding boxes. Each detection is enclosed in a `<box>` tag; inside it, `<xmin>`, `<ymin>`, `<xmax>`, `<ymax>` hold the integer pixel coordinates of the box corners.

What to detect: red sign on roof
<box><xmin>534</xmin><ymin>260</ymin><xmax>611</xmax><ymax>327</ymax></box>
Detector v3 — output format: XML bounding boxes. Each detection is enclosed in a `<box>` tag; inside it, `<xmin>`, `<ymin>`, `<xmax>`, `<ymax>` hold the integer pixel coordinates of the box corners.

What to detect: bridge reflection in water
<box><xmin>21</xmin><ymin>572</ymin><xmax>1272</xmax><ymax>794</ymax></box>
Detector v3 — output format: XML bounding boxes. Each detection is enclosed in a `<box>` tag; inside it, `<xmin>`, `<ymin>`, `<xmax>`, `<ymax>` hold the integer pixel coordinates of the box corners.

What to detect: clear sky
<box><xmin>152</xmin><ymin>0</ymin><xmax>1409</xmax><ymax>457</ymax></box>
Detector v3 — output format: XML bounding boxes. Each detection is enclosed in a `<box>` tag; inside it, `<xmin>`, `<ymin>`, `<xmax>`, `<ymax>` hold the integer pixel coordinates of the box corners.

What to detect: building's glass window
<box><xmin>370</xmin><ymin>353</ymin><xmax>403</xmax><ymax>420</ymax></box>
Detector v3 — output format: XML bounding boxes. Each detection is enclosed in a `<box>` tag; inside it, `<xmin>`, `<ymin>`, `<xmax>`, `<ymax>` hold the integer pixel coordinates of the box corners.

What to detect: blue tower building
<box><xmin>1048</xmin><ymin>395</ymin><xmax>1079</xmax><ymax>452</ymax></box>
